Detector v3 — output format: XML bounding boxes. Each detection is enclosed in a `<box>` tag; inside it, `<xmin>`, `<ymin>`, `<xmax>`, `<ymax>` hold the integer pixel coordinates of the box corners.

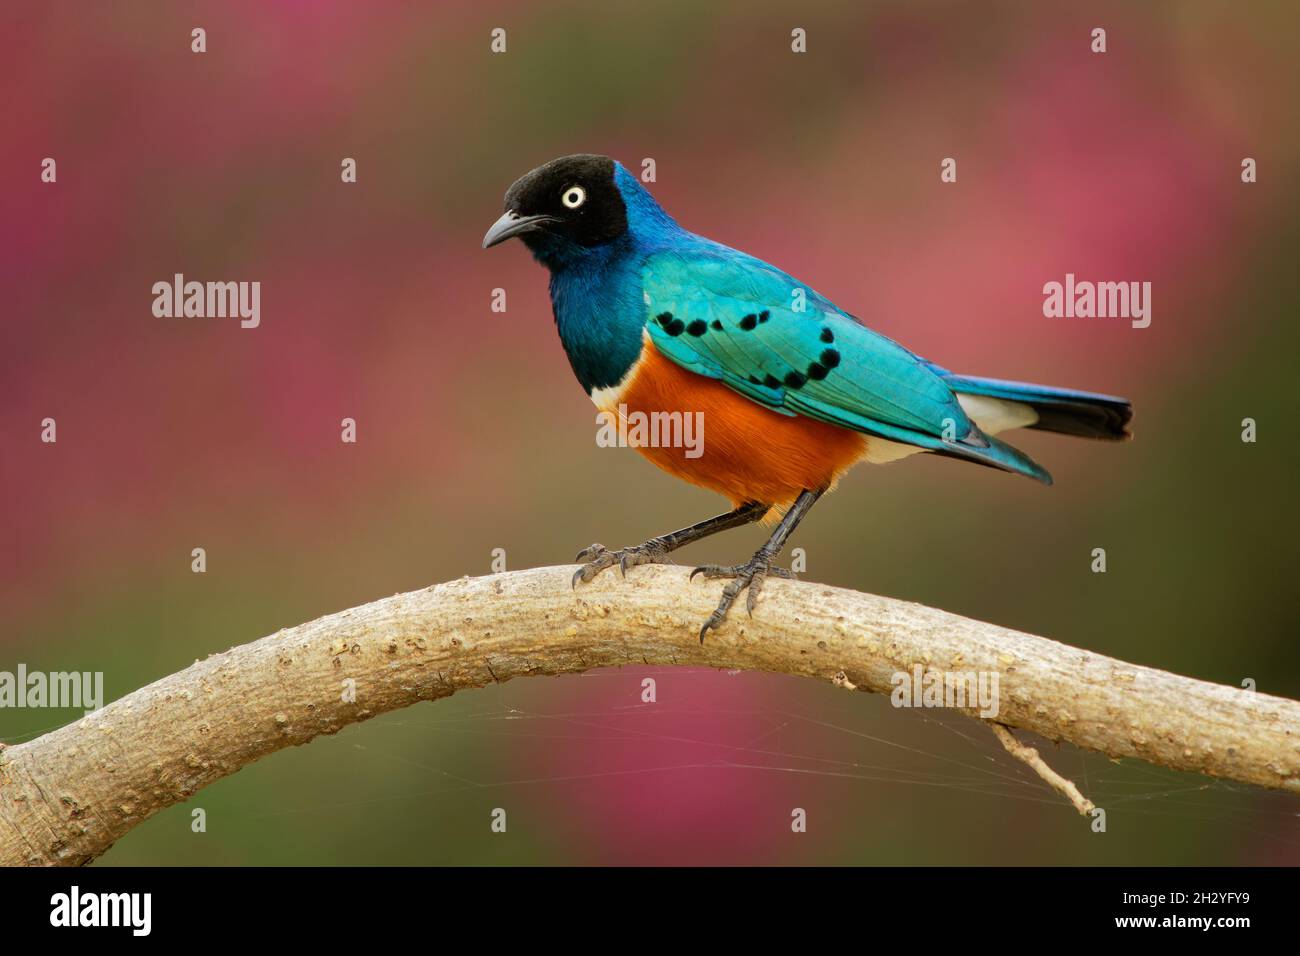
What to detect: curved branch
<box><xmin>1</xmin><ymin>566</ymin><xmax>1296</xmax><ymax>865</ymax></box>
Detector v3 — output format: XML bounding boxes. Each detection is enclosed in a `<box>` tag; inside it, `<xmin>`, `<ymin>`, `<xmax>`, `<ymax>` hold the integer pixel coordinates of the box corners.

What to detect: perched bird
<box><xmin>484</xmin><ymin>154</ymin><xmax>1132</xmax><ymax>639</ymax></box>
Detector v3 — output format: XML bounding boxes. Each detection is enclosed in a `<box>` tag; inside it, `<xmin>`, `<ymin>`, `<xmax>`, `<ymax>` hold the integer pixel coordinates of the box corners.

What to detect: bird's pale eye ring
<box><xmin>561</xmin><ymin>185</ymin><xmax>586</xmax><ymax>209</ymax></box>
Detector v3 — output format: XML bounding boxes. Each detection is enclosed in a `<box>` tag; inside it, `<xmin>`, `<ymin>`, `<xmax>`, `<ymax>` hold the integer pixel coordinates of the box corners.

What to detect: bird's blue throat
<box><xmin>524</xmin><ymin>165</ymin><xmax>682</xmax><ymax>393</ymax></box>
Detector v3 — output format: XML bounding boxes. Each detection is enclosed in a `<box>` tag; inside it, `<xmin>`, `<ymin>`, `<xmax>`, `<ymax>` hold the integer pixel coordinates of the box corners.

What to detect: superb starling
<box><xmin>483</xmin><ymin>155</ymin><xmax>1132</xmax><ymax>639</ymax></box>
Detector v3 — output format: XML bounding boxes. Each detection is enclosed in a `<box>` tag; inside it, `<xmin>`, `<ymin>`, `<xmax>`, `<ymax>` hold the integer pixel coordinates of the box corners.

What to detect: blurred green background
<box><xmin>3</xmin><ymin>1</ymin><xmax>1298</xmax><ymax>864</ymax></box>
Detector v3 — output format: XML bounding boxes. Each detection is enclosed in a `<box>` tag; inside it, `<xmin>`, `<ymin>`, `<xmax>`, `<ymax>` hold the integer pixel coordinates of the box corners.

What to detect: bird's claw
<box><xmin>692</xmin><ymin>552</ymin><xmax>791</xmax><ymax>641</ymax></box>
<box><xmin>574</xmin><ymin>543</ymin><xmax>607</xmax><ymax>563</ymax></box>
<box><xmin>571</xmin><ymin>539</ymin><xmax>671</xmax><ymax>589</ymax></box>
<box><xmin>689</xmin><ymin>563</ymin><xmax>795</xmax><ymax>582</ymax></box>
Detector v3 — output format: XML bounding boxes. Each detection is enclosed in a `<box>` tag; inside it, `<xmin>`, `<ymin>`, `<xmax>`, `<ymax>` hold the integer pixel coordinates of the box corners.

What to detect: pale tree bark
<box><xmin>1</xmin><ymin>566</ymin><xmax>1296</xmax><ymax>865</ymax></box>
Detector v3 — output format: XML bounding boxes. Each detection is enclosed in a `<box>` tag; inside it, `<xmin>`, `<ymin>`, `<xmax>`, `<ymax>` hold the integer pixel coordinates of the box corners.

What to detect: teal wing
<box><xmin>641</xmin><ymin>244</ymin><xmax>1051</xmax><ymax>483</ymax></box>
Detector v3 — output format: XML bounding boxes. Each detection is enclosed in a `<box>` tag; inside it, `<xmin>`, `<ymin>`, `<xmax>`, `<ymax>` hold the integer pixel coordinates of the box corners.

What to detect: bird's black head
<box><xmin>482</xmin><ymin>154</ymin><xmax>628</xmax><ymax>258</ymax></box>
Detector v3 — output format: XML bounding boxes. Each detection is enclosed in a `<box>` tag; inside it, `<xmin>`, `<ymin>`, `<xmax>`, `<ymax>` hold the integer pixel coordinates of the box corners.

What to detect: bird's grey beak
<box><xmin>482</xmin><ymin>211</ymin><xmax>556</xmax><ymax>249</ymax></box>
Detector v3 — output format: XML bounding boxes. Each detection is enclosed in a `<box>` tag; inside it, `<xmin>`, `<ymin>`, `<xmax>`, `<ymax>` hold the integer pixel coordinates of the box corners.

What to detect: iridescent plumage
<box><xmin>484</xmin><ymin>154</ymin><xmax>1132</xmax><ymax>636</ymax></box>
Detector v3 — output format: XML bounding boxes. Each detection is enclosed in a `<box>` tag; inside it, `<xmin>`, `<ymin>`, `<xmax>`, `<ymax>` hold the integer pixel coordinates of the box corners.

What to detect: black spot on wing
<box><xmin>759</xmin><ymin>310</ymin><xmax>770</xmax><ymax>323</ymax></box>
<box><xmin>820</xmin><ymin>328</ymin><xmax>834</xmax><ymax>343</ymax></box>
<box><xmin>763</xmin><ymin>374</ymin><xmax>781</xmax><ymax>389</ymax></box>
<box><xmin>821</xmin><ymin>348</ymin><xmax>841</xmax><ymax>369</ymax></box>
<box><xmin>739</xmin><ymin>314</ymin><xmax>758</xmax><ymax>331</ymax></box>
<box><xmin>686</xmin><ymin>319</ymin><xmax>707</xmax><ymax>336</ymax></box>
<box><xmin>656</xmin><ymin>312</ymin><xmax>687</xmax><ymax>335</ymax></box>
<box><xmin>710</xmin><ymin>320</ymin><xmax>723</xmax><ymax>331</ymax></box>
<box><xmin>662</xmin><ymin>319</ymin><xmax>684</xmax><ymax>335</ymax></box>
<box><xmin>806</xmin><ymin>361</ymin><xmax>828</xmax><ymax>381</ymax></box>
<box><xmin>783</xmin><ymin>370</ymin><xmax>807</xmax><ymax>389</ymax></box>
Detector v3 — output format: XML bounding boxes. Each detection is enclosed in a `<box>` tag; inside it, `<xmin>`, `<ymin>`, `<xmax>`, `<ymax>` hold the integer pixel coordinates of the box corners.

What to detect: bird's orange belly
<box><xmin>597</xmin><ymin>341</ymin><xmax>867</xmax><ymax>510</ymax></box>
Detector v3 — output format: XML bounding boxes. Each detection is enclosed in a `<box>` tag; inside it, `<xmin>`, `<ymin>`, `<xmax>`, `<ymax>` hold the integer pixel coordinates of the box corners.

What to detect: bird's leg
<box><xmin>692</xmin><ymin>488</ymin><xmax>824</xmax><ymax>641</ymax></box>
<box><xmin>572</xmin><ymin>500</ymin><xmax>769</xmax><ymax>587</ymax></box>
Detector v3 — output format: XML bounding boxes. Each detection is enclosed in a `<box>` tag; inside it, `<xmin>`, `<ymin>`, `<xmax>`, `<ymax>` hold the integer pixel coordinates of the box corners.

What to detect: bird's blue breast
<box><xmin>548</xmin><ymin>243</ymin><xmax>646</xmax><ymax>392</ymax></box>
<box><xmin>546</xmin><ymin>165</ymin><xmax>683</xmax><ymax>393</ymax></box>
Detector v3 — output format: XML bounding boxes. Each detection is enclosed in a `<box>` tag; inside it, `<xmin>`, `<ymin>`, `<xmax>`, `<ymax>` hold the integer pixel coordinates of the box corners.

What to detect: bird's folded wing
<box><xmin>641</xmin><ymin>247</ymin><xmax>977</xmax><ymax>449</ymax></box>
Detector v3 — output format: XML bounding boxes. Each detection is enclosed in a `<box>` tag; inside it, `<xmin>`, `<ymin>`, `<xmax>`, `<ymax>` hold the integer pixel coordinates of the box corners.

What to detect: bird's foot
<box><xmin>571</xmin><ymin>539</ymin><xmax>673</xmax><ymax>588</ymax></box>
<box><xmin>690</xmin><ymin>552</ymin><xmax>794</xmax><ymax>641</ymax></box>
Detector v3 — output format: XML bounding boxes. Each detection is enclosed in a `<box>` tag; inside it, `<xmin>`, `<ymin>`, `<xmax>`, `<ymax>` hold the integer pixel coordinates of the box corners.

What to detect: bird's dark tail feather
<box><xmin>944</xmin><ymin>374</ymin><xmax>1133</xmax><ymax>441</ymax></box>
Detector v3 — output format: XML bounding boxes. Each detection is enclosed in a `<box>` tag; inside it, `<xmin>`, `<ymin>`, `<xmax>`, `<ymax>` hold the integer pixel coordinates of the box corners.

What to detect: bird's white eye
<box><xmin>561</xmin><ymin>185</ymin><xmax>586</xmax><ymax>209</ymax></box>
